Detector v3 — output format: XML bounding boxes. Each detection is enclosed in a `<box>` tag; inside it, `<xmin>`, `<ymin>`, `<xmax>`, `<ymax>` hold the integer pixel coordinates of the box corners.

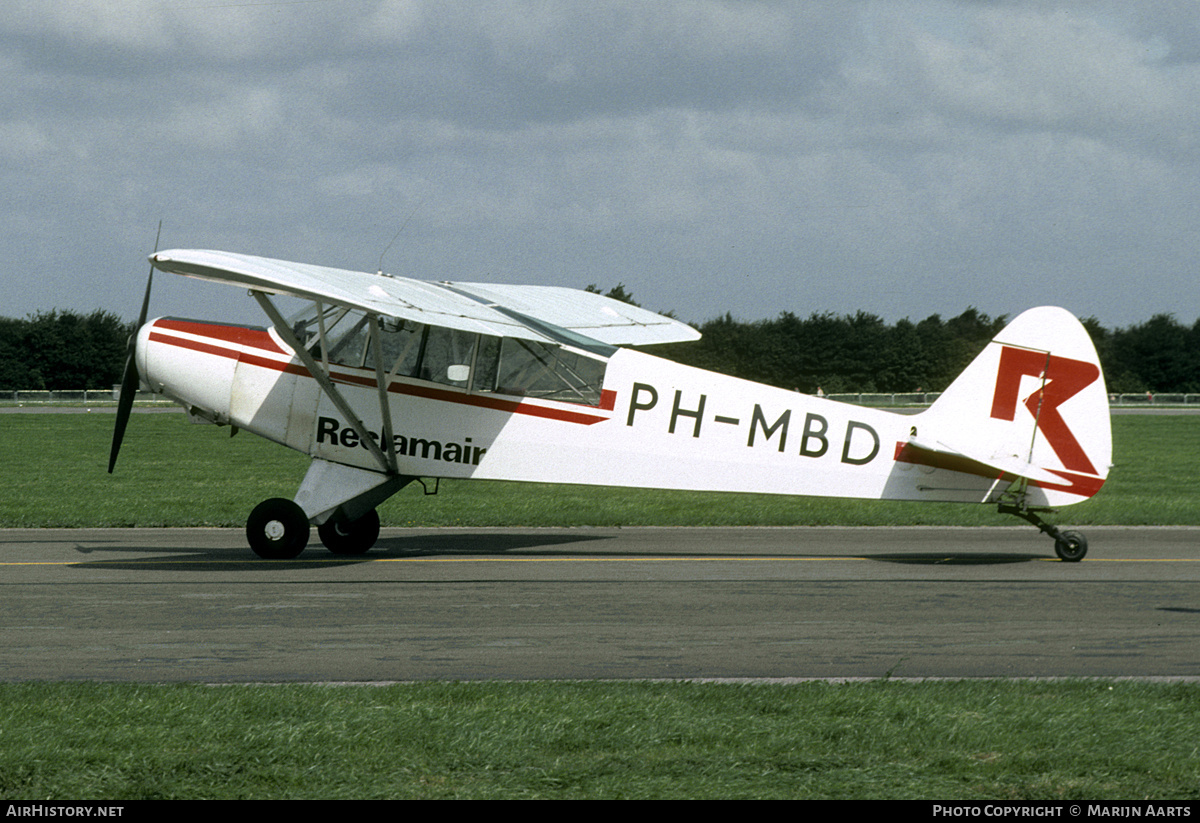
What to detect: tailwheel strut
<box><xmin>998</xmin><ymin>503</ymin><xmax>1087</xmax><ymax>562</ymax></box>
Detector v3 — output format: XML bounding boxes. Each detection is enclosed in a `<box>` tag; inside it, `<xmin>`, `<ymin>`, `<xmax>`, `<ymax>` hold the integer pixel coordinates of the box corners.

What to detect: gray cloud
<box><xmin>2</xmin><ymin>1</ymin><xmax>1197</xmax><ymax>329</ymax></box>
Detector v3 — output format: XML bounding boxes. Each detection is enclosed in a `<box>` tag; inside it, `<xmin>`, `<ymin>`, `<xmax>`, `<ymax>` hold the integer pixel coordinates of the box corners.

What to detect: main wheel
<box><xmin>318</xmin><ymin>509</ymin><xmax>380</xmax><ymax>555</ymax></box>
<box><xmin>1054</xmin><ymin>530</ymin><xmax>1087</xmax><ymax>562</ymax></box>
<box><xmin>246</xmin><ymin>498</ymin><xmax>310</xmax><ymax>559</ymax></box>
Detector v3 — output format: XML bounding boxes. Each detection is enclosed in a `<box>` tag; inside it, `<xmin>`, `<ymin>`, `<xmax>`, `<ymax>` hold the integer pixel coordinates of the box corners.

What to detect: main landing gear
<box><xmin>246</xmin><ymin>498</ymin><xmax>381</xmax><ymax>559</ymax></box>
<box><xmin>998</xmin><ymin>502</ymin><xmax>1088</xmax><ymax>562</ymax></box>
<box><xmin>317</xmin><ymin>509</ymin><xmax>380</xmax><ymax>556</ymax></box>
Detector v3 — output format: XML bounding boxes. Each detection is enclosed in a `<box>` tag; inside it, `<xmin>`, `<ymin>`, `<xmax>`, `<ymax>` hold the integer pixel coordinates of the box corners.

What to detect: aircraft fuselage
<box><xmin>137</xmin><ymin>316</ymin><xmax>1011</xmax><ymax>506</ymax></box>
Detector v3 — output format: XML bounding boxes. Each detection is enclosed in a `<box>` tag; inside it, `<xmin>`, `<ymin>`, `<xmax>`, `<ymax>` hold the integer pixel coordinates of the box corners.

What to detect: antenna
<box><xmin>377</xmin><ymin>198</ymin><xmax>425</xmax><ymax>276</ymax></box>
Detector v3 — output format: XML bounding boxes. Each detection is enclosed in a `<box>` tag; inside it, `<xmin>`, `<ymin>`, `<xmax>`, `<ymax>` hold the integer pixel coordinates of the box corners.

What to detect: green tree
<box><xmin>585</xmin><ymin>283</ymin><xmax>640</xmax><ymax>307</ymax></box>
<box><xmin>1110</xmin><ymin>314</ymin><xmax>1199</xmax><ymax>393</ymax></box>
<box><xmin>0</xmin><ymin>310</ymin><xmax>131</xmax><ymax>391</ymax></box>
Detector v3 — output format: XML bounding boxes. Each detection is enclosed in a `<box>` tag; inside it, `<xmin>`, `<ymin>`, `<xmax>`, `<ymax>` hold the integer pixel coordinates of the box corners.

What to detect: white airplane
<box><xmin>108</xmin><ymin>248</ymin><xmax>1112</xmax><ymax>561</ymax></box>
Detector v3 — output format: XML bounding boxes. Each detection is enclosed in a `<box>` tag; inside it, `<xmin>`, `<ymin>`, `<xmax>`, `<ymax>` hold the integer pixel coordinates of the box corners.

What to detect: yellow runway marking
<box><xmin>1</xmin><ymin>556</ymin><xmax>1198</xmax><ymax>567</ymax></box>
<box><xmin>1</xmin><ymin>556</ymin><xmax>849</xmax><ymax>567</ymax></box>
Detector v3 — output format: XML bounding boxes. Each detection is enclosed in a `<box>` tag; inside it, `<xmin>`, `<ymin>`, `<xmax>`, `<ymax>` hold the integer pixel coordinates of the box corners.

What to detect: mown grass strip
<box><xmin>0</xmin><ymin>680</ymin><xmax>1197</xmax><ymax>800</ymax></box>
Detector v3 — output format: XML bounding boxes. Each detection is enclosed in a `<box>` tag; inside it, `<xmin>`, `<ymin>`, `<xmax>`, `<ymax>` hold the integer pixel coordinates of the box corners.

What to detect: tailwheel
<box><xmin>247</xmin><ymin>498</ymin><xmax>310</xmax><ymax>559</ymax></box>
<box><xmin>318</xmin><ymin>509</ymin><xmax>380</xmax><ymax>555</ymax></box>
<box><xmin>1054</xmin><ymin>530</ymin><xmax>1088</xmax><ymax>563</ymax></box>
<box><xmin>998</xmin><ymin>502</ymin><xmax>1088</xmax><ymax>562</ymax></box>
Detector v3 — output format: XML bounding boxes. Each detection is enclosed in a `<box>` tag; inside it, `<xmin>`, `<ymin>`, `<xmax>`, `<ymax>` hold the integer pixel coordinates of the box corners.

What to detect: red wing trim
<box><xmin>149</xmin><ymin>320</ymin><xmax>612</xmax><ymax>426</ymax></box>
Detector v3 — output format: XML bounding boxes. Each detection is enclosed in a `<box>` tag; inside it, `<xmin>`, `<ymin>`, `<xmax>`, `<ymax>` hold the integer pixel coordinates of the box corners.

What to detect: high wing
<box><xmin>149</xmin><ymin>249</ymin><xmax>700</xmax><ymax>347</ymax></box>
<box><xmin>441</xmin><ymin>282</ymin><xmax>698</xmax><ymax>347</ymax></box>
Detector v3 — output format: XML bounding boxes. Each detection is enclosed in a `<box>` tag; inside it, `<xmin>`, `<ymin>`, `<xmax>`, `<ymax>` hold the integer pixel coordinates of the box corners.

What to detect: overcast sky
<box><xmin>4</xmin><ymin>1</ymin><xmax>1198</xmax><ymax>330</ymax></box>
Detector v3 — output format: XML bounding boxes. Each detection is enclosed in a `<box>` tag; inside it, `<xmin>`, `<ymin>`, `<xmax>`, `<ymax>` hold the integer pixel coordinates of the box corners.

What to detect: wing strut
<box><xmin>252</xmin><ymin>291</ymin><xmax>395</xmax><ymax>475</ymax></box>
<box><xmin>367</xmin><ymin>318</ymin><xmax>399</xmax><ymax>474</ymax></box>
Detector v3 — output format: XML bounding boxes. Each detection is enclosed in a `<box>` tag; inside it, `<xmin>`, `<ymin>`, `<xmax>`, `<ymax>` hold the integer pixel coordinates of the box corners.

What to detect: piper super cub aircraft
<box><xmin>107</xmin><ymin>248</ymin><xmax>1111</xmax><ymax>561</ymax></box>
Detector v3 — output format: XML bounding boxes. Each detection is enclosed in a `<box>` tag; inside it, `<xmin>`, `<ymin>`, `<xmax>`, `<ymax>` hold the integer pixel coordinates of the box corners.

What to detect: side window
<box><xmin>285</xmin><ymin>304</ymin><xmax>608</xmax><ymax>406</ymax></box>
<box><xmin>289</xmin><ymin>303</ymin><xmax>341</xmax><ymax>359</ymax></box>
<box><xmin>472</xmin><ymin>335</ymin><xmax>502</xmax><ymax>393</ymax></box>
<box><xmin>489</xmin><ymin>338</ymin><xmax>606</xmax><ymax>406</ymax></box>
<box><xmin>420</xmin><ymin>327</ymin><xmax>478</xmax><ymax>387</ymax></box>
<box><xmin>378</xmin><ymin>320</ymin><xmax>424</xmax><ymax>379</ymax></box>
<box><xmin>287</xmin><ymin>303</ymin><xmax>371</xmax><ymax>368</ymax></box>
<box><xmin>325</xmin><ymin>312</ymin><xmax>371</xmax><ymax>368</ymax></box>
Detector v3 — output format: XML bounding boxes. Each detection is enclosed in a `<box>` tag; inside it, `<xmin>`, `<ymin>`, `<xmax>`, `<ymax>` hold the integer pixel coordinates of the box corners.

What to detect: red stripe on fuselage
<box><xmin>156</xmin><ymin>318</ymin><xmax>284</xmax><ymax>352</ymax></box>
<box><xmin>386</xmin><ymin>381</ymin><xmax>608</xmax><ymax>425</ymax></box>
<box><xmin>147</xmin><ymin>319</ymin><xmax>612</xmax><ymax>426</ymax></box>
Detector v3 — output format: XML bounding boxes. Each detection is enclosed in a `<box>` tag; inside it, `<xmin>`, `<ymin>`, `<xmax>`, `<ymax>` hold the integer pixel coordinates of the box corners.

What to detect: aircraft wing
<box><xmin>149</xmin><ymin>249</ymin><xmax>699</xmax><ymax>347</ymax></box>
<box><xmin>442</xmin><ymin>282</ymin><xmax>699</xmax><ymax>347</ymax></box>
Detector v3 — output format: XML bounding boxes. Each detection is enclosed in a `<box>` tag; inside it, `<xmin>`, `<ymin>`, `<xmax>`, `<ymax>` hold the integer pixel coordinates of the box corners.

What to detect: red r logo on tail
<box><xmin>990</xmin><ymin>346</ymin><xmax>1100</xmax><ymax>475</ymax></box>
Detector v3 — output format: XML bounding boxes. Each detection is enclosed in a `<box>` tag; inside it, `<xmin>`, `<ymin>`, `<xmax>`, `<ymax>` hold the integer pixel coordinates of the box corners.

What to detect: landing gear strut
<box><xmin>998</xmin><ymin>502</ymin><xmax>1088</xmax><ymax>562</ymax></box>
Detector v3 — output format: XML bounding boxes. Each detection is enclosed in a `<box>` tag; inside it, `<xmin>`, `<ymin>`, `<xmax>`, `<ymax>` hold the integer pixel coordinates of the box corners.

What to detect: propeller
<box><xmin>108</xmin><ymin>222</ymin><xmax>161</xmax><ymax>474</ymax></box>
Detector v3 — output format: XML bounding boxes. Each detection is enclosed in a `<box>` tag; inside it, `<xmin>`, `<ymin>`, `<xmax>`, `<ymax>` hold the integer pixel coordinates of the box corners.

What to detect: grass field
<box><xmin>2</xmin><ymin>411</ymin><xmax>1198</xmax><ymax>799</ymax></box>
<box><xmin>2</xmin><ymin>411</ymin><xmax>1198</xmax><ymax>527</ymax></box>
<box><xmin>0</xmin><ymin>680</ymin><xmax>1197</xmax><ymax>800</ymax></box>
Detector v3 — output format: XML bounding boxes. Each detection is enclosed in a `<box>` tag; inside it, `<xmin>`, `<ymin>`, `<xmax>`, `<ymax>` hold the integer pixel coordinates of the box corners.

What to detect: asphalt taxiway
<box><xmin>1</xmin><ymin>526</ymin><xmax>1197</xmax><ymax>682</ymax></box>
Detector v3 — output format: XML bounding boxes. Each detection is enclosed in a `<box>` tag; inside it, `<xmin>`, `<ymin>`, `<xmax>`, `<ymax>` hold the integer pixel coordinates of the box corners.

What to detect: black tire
<box><xmin>246</xmin><ymin>498</ymin><xmax>310</xmax><ymax>559</ymax></box>
<box><xmin>318</xmin><ymin>509</ymin><xmax>381</xmax><ymax>555</ymax></box>
<box><xmin>1054</xmin><ymin>530</ymin><xmax>1087</xmax><ymax>562</ymax></box>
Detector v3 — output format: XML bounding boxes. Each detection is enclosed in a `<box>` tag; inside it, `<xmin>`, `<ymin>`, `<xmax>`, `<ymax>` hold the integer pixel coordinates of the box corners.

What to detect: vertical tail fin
<box><xmin>915</xmin><ymin>307</ymin><xmax>1111</xmax><ymax>506</ymax></box>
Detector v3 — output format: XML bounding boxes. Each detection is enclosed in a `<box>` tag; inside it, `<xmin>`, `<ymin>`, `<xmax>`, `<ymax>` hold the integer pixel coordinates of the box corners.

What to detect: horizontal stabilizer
<box><xmin>903</xmin><ymin>435</ymin><xmax>1065</xmax><ymax>486</ymax></box>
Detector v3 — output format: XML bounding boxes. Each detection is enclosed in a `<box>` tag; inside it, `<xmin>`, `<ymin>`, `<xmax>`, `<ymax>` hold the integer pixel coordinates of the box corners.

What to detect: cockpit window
<box><xmin>476</xmin><ymin>337</ymin><xmax>606</xmax><ymax>406</ymax></box>
<box><xmin>286</xmin><ymin>303</ymin><xmax>608</xmax><ymax>405</ymax></box>
<box><xmin>413</xmin><ymin>326</ymin><xmax>478</xmax><ymax>387</ymax></box>
<box><xmin>377</xmin><ymin>319</ymin><xmax>423</xmax><ymax>379</ymax></box>
<box><xmin>289</xmin><ymin>304</ymin><xmax>369</xmax><ymax>368</ymax></box>
<box><xmin>324</xmin><ymin>310</ymin><xmax>371</xmax><ymax>368</ymax></box>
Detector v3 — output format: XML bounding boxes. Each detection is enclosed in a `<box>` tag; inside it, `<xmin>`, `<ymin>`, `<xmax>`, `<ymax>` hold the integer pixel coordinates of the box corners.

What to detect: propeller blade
<box><xmin>107</xmin><ymin>343</ymin><xmax>140</xmax><ymax>473</ymax></box>
<box><xmin>108</xmin><ymin>222</ymin><xmax>160</xmax><ymax>474</ymax></box>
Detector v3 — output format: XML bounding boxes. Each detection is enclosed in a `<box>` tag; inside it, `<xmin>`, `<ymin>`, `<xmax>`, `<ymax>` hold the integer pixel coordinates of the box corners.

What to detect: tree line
<box><xmin>587</xmin><ymin>286</ymin><xmax>1200</xmax><ymax>395</ymax></box>
<box><xmin>0</xmin><ymin>310</ymin><xmax>131</xmax><ymax>391</ymax></box>
<box><xmin>1</xmin><ymin>303</ymin><xmax>1197</xmax><ymax>395</ymax></box>
<box><xmin>653</xmin><ymin>308</ymin><xmax>1200</xmax><ymax>395</ymax></box>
